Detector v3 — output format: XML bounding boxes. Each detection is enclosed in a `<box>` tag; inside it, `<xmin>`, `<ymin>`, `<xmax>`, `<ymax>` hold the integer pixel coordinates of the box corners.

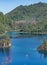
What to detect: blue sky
<box><xmin>0</xmin><ymin>0</ymin><xmax>47</xmax><ymax>14</ymax></box>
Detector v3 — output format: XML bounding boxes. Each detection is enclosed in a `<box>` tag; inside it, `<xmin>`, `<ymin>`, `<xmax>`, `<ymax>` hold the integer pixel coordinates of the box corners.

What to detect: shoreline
<box><xmin>0</xmin><ymin>43</ymin><xmax>11</xmax><ymax>49</ymax></box>
<box><xmin>37</xmin><ymin>40</ymin><xmax>47</xmax><ymax>51</ymax></box>
<box><xmin>1</xmin><ymin>31</ymin><xmax>47</xmax><ymax>36</ymax></box>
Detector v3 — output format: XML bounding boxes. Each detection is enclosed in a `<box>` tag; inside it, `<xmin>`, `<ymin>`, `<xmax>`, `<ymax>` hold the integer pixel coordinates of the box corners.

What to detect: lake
<box><xmin>0</xmin><ymin>32</ymin><xmax>47</xmax><ymax>65</ymax></box>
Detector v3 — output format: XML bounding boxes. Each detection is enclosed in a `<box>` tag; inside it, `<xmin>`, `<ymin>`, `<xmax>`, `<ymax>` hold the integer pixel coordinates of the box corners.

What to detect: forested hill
<box><xmin>6</xmin><ymin>2</ymin><xmax>47</xmax><ymax>33</ymax></box>
<box><xmin>6</xmin><ymin>2</ymin><xmax>47</xmax><ymax>21</ymax></box>
<box><xmin>0</xmin><ymin>2</ymin><xmax>47</xmax><ymax>34</ymax></box>
<box><xmin>0</xmin><ymin>12</ymin><xmax>13</xmax><ymax>34</ymax></box>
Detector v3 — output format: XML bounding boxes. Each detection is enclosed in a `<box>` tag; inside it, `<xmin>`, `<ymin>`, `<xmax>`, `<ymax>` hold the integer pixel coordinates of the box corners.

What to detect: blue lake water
<box><xmin>0</xmin><ymin>32</ymin><xmax>47</xmax><ymax>65</ymax></box>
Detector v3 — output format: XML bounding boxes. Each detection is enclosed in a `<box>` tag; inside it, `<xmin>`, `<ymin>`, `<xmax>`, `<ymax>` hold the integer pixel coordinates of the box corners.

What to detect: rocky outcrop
<box><xmin>37</xmin><ymin>40</ymin><xmax>47</xmax><ymax>51</ymax></box>
<box><xmin>0</xmin><ymin>36</ymin><xmax>11</xmax><ymax>48</ymax></box>
<box><xmin>37</xmin><ymin>45</ymin><xmax>44</xmax><ymax>51</ymax></box>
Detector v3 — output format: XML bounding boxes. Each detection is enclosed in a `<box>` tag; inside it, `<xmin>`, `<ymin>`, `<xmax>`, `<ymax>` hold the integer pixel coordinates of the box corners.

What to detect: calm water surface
<box><xmin>0</xmin><ymin>32</ymin><xmax>47</xmax><ymax>65</ymax></box>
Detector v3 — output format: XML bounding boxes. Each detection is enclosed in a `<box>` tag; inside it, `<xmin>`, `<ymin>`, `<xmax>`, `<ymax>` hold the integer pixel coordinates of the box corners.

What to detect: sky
<box><xmin>0</xmin><ymin>0</ymin><xmax>47</xmax><ymax>14</ymax></box>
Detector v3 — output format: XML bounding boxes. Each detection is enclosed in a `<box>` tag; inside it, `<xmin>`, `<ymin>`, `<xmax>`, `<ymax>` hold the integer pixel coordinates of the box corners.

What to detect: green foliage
<box><xmin>0</xmin><ymin>2</ymin><xmax>47</xmax><ymax>33</ymax></box>
<box><xmin>0</xmin><ymin>12</ymin><xmax>13</xmax><ymax>34</ymax></box>
<box><xmin>44</xmin><ymin>40</ymin><xmax>47</xmax><ymax>49</ymax></box>
<box><xmin>6</xmin><ymin>2</ymin><xmax>47</xmax><ymax>33</ymax></box>
<box><xmin>6</xmin><ymin>2</ymin><xmax>47</xmax><ymax>21</ymax></box>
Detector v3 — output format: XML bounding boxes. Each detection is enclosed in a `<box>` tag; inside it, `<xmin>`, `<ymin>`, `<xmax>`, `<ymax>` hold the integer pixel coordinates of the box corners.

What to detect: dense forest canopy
<box><xmin>6</xmin><ymin>2</ymin><xmax>47</xmax><ymax>21</ymax></box>
<box><xmin>0</xmin><ymin>2</ymin><xmax>47</xmax><ymax>34</ymax></box>
<box><xmin>0</xmin><ymin>12</ymin><xmax>13</xmax><ymax>34</ymax></box>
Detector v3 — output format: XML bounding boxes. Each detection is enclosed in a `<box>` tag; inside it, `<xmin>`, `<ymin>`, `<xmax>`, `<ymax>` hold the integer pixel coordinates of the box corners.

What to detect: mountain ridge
<box><xmin>0</xmin><ymin>2</ymin><xmax>47</xmax><ymax>33</ymax></box>
<box><xmin>6</xmin><ymin>2</ymin><xmax>47</xmax><ymax>21</ymax></box>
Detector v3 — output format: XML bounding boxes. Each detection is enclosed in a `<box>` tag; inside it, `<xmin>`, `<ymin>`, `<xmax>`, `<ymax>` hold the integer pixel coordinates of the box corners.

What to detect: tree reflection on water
<box><xmin>0</xmin><ymin>48</ymin><xmax>11</xmax><ymax>65</ymax></box>
<box><xmin>38</xmin><ymin>50</ymin><xmax>47</xmax><ymax>58</ymax></box>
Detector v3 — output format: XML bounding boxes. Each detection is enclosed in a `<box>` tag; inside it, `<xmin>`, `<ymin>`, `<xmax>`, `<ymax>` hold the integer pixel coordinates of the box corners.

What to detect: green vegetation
<box><xmin>0</xmin><ymin>12</ymin><xmax>14</xmax><ymax>34</ymax></box>
<box><xmin>0</xmin><ymin>35</ymin><xmax>11</xmax><ymax>48</ymax></box>
<box><xmin>6</xmin><ymin>2</ymin><xmax>47</xmax><ymax>21</ymax></box>
<box><xmin>6</xmin><ymin>2</ymin><xmax>47</xmax><ymax>33</ymax></box>
<box><xmin>43</xmin><ymin>40</ymin><xmax>47</xmax><ymax>49</ymax></box>
<box><xmin>38</xmin><ymin>40</ymin><xmax>47</xmax><ymax>51</ymax></box>
<box><xmin>0</xmin><ymin>2</ymin><xmax>47</xmax><ymax>34</ymax></box>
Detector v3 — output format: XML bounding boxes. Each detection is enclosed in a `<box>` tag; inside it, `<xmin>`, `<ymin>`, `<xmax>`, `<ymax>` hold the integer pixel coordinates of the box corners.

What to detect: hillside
<box><xmin>6</xmin><ymin>2</ymin><xmax>47</xmax><ymax>21</ymax></box>
<box><xmin>6</xmin><ymin>2</ymin><xmax>47</xmax><ymax>33</ymax></box>
<box><xmin>0</xmin><ymin>12</ymin><xmax>13</xmax><ymax>34</ymax></box>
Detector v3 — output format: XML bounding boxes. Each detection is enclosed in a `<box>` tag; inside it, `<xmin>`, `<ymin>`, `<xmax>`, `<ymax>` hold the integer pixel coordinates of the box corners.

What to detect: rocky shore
<box><xmin>0</xmin><ymin>35</ymin><xmax>11</xmax><ymax>48</ymax></box>
<box><xmin>37</xmin><ymin>40</ymin><xmax>47</xmax><ymax>51</ymax></box>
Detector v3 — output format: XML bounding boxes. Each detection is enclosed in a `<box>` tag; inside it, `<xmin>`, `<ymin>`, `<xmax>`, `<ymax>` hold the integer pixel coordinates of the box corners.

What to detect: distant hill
<box><xmin>6</xmin><ymin>2</ymin><xmax>47</xmax><ymax>33</ymax></box>
<box><xmin>6</xmin><ymin>2</ymin><xmax>47</xmax><ymax>21</ymax></box>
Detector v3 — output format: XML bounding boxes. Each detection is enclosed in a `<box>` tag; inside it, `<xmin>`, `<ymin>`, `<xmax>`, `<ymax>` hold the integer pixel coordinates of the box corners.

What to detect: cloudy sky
<box><xmin>0</xmin><ymin>0</ymin><xmax>47</xmax><ymax>14</ymax></box>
